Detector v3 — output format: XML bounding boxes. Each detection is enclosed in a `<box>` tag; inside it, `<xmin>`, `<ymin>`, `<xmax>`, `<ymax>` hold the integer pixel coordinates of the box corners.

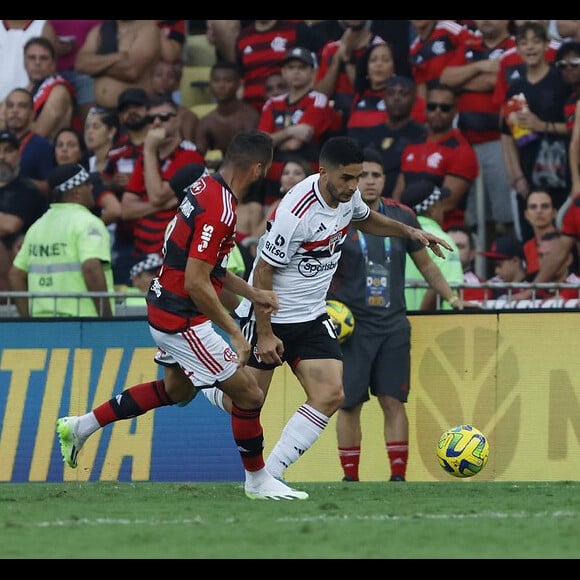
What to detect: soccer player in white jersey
<box><xmin>204</xmin><ymin>136</ymin><xmax>452</xmax><ymax>483</ymax></box>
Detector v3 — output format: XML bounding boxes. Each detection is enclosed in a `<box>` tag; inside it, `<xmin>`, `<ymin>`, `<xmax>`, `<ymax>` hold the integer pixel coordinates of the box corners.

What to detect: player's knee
<box><xmin>311</xmin><ymin>383</ymin><xmax>344</xmax><ymax>415</ymax></box>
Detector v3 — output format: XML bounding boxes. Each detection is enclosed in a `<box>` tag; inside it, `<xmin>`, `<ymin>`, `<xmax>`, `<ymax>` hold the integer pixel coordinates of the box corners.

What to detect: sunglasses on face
<box><xmin>146</xmin><ymin>112</ymin><xmax>177</xmax><ymax>123</ymax></box>
<box><xmin>426</xmin><ymin>102</ymin><xmax>453</xmax><ymax>113</ymax></box>
<box><xmin>556</xmin><ymin>58</ymin><xmax>580</xmax><ymax>70</ymax></box>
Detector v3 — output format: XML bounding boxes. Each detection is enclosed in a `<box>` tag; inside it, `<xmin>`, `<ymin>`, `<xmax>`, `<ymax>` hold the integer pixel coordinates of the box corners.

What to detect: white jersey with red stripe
<box><xmin>237</xmin><ymin>173</ymin><xmax>370</xmax><ymax>324</ymax></box>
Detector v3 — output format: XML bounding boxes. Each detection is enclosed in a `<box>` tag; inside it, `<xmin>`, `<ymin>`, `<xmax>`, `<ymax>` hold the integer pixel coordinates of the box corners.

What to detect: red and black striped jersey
<box><xmin>103</xmin><ymin>135</ymin><xmax>143</xmax><ymax>180</ymax></box>
<box><xmin>156</xmin><ymin>20</ymin><xmax>186</xmax><ymax>46</ymax></box>
<box><xmin>236</xmin><ymin>20</ymin><xmax>300</xmax><ymax>112</ymax></box>
<box><xmin>125</xmin><ymin>140</ymin><xmax>205</xmax><ymax>257</ymax></box>
<box><xmin>147</xmin><ymin>172</ymin><xmax>236</xmax><ymax>333</ymax></box>
<box><xmin>449</xmin><ymin>33</ymin><xmax>516</xmax><ymax>144</ymax></box>
<box><xmin>347</xmin><ymin>87</ymin><xmax>427</xmax><ymax>130</ymax></box>
<box><xmin>315</xmin><ymin>34</ymin><xmax>384</xmax><ymax>122</ymax></box>
<box><xmin>409</xmin><ymin>21</ymin><xmax>471</xmax><ymax>88</ymax></box>
<box><xmin>258</xmin><ymin>89</ymin><xmax>341</xmax><ymax>201</ymax></box>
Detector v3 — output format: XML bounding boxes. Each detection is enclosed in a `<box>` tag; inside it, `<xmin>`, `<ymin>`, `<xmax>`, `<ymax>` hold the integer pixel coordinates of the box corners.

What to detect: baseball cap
<box><xmin>0</xmin><ymin>129</ymin><xmax>19</xmax><ymax>149</ymax></box>
<box><xmin>169</xmin><ymin>163</ymin><xmax>210</xmax><ymax>202</ymax></box>
<box><xmin>130</xmin><ymin>253</ymin><xmax>163</xmax><ymax>279</ymax></box>
<box><xmin>47</xmin><ymin>163</ymin><xmax>91</xmax><ymax>193</ymax></box>
<box><xmin>117</xmin><ymin>88</ymin><xmax>149</xmax><ymax>111</ymax></box>
<box><xmin>282</xmin><ymin>47</ymin><xmax>317</xmax><ymax>68</ymax></box>
<box><xmin>479</xmin><ymin>235</ymin><xmax>525</xmax><ymax>261</ymax></box>
<box><xmin>400</xmin><ymin>180</ymin><xmax>450</xmax><ymax>215</ymax></box>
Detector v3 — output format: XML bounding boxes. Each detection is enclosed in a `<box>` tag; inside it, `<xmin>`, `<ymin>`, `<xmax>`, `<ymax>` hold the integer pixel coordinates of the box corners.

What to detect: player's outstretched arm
<box><xmin>358</xmin><ymin>210</ymin><xmax>453</xmax><ymax>257</ymax></box>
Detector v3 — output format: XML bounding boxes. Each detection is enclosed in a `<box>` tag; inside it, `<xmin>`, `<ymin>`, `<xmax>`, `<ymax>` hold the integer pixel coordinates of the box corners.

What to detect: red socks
<box><xmin>93</xmin><ymin>379</ymin><xmax>172</xmax><ymax>426</ymax></box>
<box><xmin>338</xmin><ymin>446</ymin><xmax>360</xmax><ymax>481</ymax></box>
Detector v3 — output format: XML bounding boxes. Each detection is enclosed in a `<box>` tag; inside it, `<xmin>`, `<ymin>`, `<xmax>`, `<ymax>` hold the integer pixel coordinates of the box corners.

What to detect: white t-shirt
<box><xmin>237</xmin><ymin>173</ymin><xmax>370</xmax><ymax>324</ymax></box>
<box><xmin>0</xmin><ymin>20</ymin><xmax>47</xmax><ymax>102</ymax></box>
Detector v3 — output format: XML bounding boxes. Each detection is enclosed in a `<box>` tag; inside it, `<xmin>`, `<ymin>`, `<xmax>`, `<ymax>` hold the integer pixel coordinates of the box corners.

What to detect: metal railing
<box><xmin>0</xmin><ymin>291</ymin><xmax>147</xmax><ymax>318</ymax></box>
<box><xmin>0</xmin><ymin>281</ymin><xmax>579</xmax><ymax>318</ymax></box>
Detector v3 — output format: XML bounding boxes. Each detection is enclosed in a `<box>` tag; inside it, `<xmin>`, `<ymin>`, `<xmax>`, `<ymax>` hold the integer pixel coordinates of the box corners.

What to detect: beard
<box><xmin>124</xmin><ymin>116</ymin><xmax>150</xmax><ymax>131</ymax></box>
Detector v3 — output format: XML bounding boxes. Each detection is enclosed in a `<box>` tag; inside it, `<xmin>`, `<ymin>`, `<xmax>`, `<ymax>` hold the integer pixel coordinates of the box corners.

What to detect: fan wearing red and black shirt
<box><xmin>392</xmin><ymin>82</ymin><xmax>479</xmax><ymax>231</ymax></box>
<box><xmin>236</xmin><ymin>20</ymin><xmax>300</xmax><ymax>113</ymax></box>
<box><xmin>156</xmin><ymin>20</ymin><xmax>186</xmax><ymax>65</ymax></box>
<box><xmin>347</xmin><ymin>40</ymin><xmax>426</xmax><ymax>137</ymax></box>
<box><xmin>409</xmin><ymin>20</ymin><xmax>471</xmax><ymax>100</ymax></box>
<box><xmin>314</xmin><ymin>20</ymin><xmax>385</xmax><ymax>133</ymax></box>
<box><xmin>440</xmin><ymin>20</ymin><xmax>516</xmax><ymax>238</ymax></box>
<box><xmin>120</xmin><ymin>95</ymin><xmax>204</xmax><ymax>263</ymax></box>
<box><xmin>258</xmin><ymin>46</ymin><xmax>341</xmax><ymax>210</ymax></box>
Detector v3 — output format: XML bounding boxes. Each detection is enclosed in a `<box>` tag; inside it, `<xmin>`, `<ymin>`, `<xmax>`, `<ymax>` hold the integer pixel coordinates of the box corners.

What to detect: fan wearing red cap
<box><xmin>480</xmin><ymin>235</ymin><xmax>532</xmax><ymax>300</ymax></box>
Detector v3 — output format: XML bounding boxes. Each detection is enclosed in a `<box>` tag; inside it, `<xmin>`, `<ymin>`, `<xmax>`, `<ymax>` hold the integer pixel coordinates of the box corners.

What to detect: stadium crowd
<box><xmin>2</xmin><ymin>19</ymin><xmax>580</xmax><ymax>316</ymax></box>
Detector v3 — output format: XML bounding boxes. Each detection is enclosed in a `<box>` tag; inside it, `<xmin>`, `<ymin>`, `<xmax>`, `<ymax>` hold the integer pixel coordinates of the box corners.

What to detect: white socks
<box><xmin>265</xmin><ymin>404</ymin><xmax>329</xmax><ymax>478</ymax></box>
<box><xmin>76</xmin><ymin>413</ymin><xmax>100</xmax><ymax>440</ymax></box>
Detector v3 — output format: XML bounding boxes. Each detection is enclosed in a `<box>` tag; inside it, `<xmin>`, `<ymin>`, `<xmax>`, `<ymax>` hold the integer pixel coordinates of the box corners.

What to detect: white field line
<box><xmin>34</xmin><ymin>510</ymin><xmax>580</xmax><ymax>527</ymax></box>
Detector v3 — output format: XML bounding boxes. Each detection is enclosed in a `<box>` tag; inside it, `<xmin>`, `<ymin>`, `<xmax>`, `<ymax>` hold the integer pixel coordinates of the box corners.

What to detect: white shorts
<box><xmin>149</xmin><ymin>321</ymin><xmax>239</xmax><ymax>388</ymax></box>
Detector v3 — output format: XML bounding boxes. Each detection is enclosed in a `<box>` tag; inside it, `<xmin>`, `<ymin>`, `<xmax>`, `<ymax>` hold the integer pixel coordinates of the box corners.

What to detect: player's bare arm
<box><xmin>251</xmin><ymin>258</ymin><xmax>284</xmax><ymax>366</ymax></box>
<box><xmin>358</xmin><ymin>210</ymin><xmax>453</xmax><ymax>258</ymax></box>
<box><xmin>185</xmin><ymin>257</ymin><xmax>251</xmax><ymax>366</ymax></box>
<box><xmin>222</xmin><ymin>270</ymin><xmax>279</xmax><ymax>314</ymax></box>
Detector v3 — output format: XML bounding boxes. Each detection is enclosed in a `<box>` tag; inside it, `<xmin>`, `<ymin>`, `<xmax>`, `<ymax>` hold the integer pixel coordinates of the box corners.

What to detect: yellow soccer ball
<box><xmin>326</xmin><ymin>299</ymin><xmax>355</xmax><ymax>344</ymax></box>
<box><xmin>436</xmin><ymin>424</ymin><xmax>489</xmax><ymax>478</ymax></box>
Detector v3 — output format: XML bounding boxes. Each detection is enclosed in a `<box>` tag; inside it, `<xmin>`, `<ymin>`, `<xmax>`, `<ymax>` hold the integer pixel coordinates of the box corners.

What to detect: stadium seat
<box><xmin>186</xmin><ymin>34</ymin><xmax>217</xmax><ymax>66</ymax></box>
<box><xmin>180</xmin><ymin>66</ymin><xmax>212</xmax><ymax>108</ymax></box>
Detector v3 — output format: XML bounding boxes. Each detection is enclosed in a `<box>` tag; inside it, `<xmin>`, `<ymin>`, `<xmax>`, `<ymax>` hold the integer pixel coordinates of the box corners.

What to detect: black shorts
<box><xmin>341</xmin><ymin>324</ymin><xmax>411</xmax><ymax>408</ymax></box>
<box><xmin>241</xmin><ymin>313</ymin><xmax>343</xmax><ymax>371</ymax></box>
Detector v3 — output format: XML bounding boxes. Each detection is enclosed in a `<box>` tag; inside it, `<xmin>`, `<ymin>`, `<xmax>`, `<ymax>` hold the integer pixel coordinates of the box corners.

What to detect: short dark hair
<box><xmin>447</xmin><ymin>225</ymin><xmax>476</xmax><ymax>250</ymax></box>
<box><xmin>426</xmin><ymin>81</ymin><xmax>457</xmax><ymax>100</ymax></box>
<box><xmin>147</xmin><ymin>95</ymin><xmax>178</xmax><ymax>111</ymax></box>
<box><xmin>223</xmin><ymin>130</ymin><xmax>273</xmax><ymax>168</ymax></box>
<box><xmin>516</xmin><ymin>21</ymin><xmax>548</xmax><ymax>44</ymax></box>
<box><xmin>556</xmin><ymin>40</ymin><xmax>580</xmax><ymax>61</ymax></box>
<box><xmin>320</xmin><ymin>137</ymin><xmax>364</xmax><ymax>168</ymax></box>
<box><xmin>362</xmin><ymin>147</ymin><xmax>383</xmax><ymax>166</ymax></box>
<box><xmin>211</xmin><ymin>61</ymin><xmax>241</xmax><ymax>78</ymax></box>
<box><xmin>24</xmin><ymin>36</ymin><xmax>55</xmax><ymax>60</ymax></box>
<box><xmin>6</xmin><ymin>87</ymin><xmax>33</xmax><ymax>108</ymax></box>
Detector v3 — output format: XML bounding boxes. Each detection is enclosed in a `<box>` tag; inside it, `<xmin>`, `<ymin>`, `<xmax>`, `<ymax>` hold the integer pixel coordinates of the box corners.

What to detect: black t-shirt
<box><xmin>348</xmin><ymin>119</ymin><xmax>427</xmax><ymax>197</ymax></box>
<box><xmin>0</xmin><ymin>175</ymin><xmax>48</xmax><ymax>248</ymax></box>
<box><xmin>502</xmin><ymin>64</ymin><xmax>572</xmax><ymax>196</ymax></box>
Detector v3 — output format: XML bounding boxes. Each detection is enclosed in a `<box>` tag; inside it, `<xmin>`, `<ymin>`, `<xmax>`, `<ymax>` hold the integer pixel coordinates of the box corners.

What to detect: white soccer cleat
<box><xmin>56</xmin><ymin>416</ymin><xmax>86</xmax><ymax>469</ymax></box>
<box><xmin>245</xmin><ymin>475</ymin><xmax>309</xmax><ymax>500</ymax></box>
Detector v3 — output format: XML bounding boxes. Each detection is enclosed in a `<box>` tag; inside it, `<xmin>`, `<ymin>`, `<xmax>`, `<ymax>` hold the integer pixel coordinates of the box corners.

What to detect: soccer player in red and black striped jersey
<box><xmin>55</xmin><ymin>130</ymin><xmax>310</xmax><ymax>500</ymax></box>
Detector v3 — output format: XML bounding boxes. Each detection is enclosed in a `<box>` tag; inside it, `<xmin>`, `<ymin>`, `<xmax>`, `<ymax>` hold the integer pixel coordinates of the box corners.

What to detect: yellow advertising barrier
<box><xmin>262</xmin><ymin>312</ymin><xmax>580</xmax><ymax>483</ymax></box>
<box><xmin>2</xmin><ymin>313</ymin><xmax>579</xmax><ymax>483</ymax></box>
